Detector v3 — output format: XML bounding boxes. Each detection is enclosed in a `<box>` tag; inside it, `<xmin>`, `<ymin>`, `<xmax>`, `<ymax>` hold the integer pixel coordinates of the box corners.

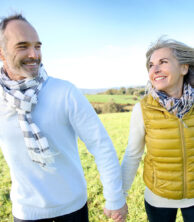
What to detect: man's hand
<box><xmin>104</xmin><ymin>203</ymin><xmax>128</xmax><ymax>222</ymax></box>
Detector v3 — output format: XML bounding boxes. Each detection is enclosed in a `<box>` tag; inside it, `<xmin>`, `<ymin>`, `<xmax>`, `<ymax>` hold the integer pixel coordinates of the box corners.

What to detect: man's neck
<box><xmin>3</xmin><ymin>67</ymin><xmax>25</xmax><ymax>81</ymax></box>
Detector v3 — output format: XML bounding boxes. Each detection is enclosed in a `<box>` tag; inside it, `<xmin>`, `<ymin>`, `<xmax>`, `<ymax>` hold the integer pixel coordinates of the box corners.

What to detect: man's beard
<box><xmin>20</xmin><ymin>58</ymin><xmax>41</xmax><ymax>75</ymax></box>
<box><xmin>14</xmin><ymin>58</ymin><xmax>41</xmax><ymax>78</ymax></box>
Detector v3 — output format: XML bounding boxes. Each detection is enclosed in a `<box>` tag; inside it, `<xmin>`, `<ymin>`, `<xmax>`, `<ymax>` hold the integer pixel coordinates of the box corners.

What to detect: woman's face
<box><xmin>148</xmin><ymin>48</ymin><xmax>188</xmax><ymax>98</ymax></box>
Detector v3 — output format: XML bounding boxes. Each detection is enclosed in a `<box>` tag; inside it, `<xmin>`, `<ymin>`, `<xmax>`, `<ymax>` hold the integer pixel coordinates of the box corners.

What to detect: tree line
<box><xmin>100</xmin><ymin>86</ymin><xmax>145</xmax><ymax>97</ymax></box>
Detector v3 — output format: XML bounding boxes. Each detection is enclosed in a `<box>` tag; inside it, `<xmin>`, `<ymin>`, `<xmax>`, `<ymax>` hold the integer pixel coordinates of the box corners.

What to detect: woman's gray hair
<box><xmin>0</xmin><ymin>14</ymin><xmax>28</xmax><ymax>51</ymax></box>
<box><xmin>146</xmin><ymin>37</ymin><xmax>194</xmax><ymax>87</ymax></box>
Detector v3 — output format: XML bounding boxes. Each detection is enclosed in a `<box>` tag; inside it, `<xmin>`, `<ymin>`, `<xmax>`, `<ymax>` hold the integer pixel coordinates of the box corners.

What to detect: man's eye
<box><xmin>35</xmin><ymin>45</ymin><xmax>41</xmax><ymax>49</ymax></box>
<box><xmin>18</xmin><ymin>46</ymin><xmax>27</xmax><ymax>49</ymax></box>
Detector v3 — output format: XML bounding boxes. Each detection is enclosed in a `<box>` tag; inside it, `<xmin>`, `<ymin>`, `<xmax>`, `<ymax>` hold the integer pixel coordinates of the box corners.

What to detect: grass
<box><xmin>0</xmin><ymin>152</ymin><xmax>12</xmax><ymax>221</ymax></box>
<box><xmin>0</xmin><ymin>112</ymin><xmax>183</xmax><ymax>221</ymax></box>
<box><xmin>85</xmin><ymin>94</ymin><xmax>139</xmax><ymax>104</ymax></box>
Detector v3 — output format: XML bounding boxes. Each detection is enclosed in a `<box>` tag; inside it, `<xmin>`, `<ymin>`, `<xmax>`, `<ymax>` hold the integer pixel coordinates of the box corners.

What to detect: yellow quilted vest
<box><xmin>141</xmin><ymin>94</ymin><xmax>194</xmax><ymax>199</ymax></box>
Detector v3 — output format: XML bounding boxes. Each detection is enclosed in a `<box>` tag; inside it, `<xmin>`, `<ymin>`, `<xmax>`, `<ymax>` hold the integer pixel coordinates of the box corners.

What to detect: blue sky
<box><xmin>1</xmin><ymin>0</ymin><xmax>194</xmax><ymax>89</ymax></box>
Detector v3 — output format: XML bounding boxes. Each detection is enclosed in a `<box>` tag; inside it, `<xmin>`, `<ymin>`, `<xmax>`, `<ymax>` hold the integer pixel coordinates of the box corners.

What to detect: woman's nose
<box><xmin>153</xmin><ymin>64</ymin><xmax>161</xmax><ymax>73</ymax></box>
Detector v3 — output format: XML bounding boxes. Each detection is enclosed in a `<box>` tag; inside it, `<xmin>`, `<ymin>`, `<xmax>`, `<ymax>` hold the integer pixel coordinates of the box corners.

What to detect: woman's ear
<box><xmin>181</xmin><ymin>64</ymin><xmax>189</xmax><ymax>76</ymax></box>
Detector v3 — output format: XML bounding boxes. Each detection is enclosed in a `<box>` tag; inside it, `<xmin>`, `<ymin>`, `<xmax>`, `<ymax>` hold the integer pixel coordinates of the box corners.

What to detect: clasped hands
<box><xmin>104</xmin><ymin>203</ymin><xmax>128</xmax><ymax>222</ymax></box>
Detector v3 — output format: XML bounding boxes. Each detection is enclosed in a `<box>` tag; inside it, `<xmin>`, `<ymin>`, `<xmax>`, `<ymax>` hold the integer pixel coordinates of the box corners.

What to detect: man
<box><xmin>0</xmin><ymin>14</ymin><xmax>127</xmax><ymax>222</ymax></box>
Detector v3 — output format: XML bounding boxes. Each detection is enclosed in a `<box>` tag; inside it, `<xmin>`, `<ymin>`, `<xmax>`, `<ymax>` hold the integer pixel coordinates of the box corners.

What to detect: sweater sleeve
<box><xmin>121</xmin><ymin>102</ymin><xmax>145</xmax><ymax>197</ymax></box>
<box><xmin>67</xmin><ymin>85</ymin><xmax>125</xmax><ymax>210</ymax></box>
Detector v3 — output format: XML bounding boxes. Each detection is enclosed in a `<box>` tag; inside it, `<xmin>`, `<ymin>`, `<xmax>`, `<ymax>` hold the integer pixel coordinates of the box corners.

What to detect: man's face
<box><xmin>0</xmin><ymin>20</ymin><xmax>42</xmax><ymax>80</ymax></box>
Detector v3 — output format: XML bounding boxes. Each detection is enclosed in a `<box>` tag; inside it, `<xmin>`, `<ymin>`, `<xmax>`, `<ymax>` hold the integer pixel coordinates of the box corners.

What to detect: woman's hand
<box><xmin>104</xmin><ymin>203</ymin><xmax>128</xmax><ymax>222</ymax></box>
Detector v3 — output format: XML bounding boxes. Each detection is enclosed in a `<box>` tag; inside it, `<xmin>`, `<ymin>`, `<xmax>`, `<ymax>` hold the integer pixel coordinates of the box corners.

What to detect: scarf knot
<box><xmin>146</xmin><ymin>81</ymin><xmax>194</xmax><ymax>119</ymax></box>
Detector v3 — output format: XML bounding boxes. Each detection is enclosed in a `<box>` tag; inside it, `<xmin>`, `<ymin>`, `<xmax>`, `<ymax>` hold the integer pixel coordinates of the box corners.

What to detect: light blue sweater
<box><xmin>0</xmin><ymin>77</ymin><xmax>125</xmax><ymax>220</ymax></box>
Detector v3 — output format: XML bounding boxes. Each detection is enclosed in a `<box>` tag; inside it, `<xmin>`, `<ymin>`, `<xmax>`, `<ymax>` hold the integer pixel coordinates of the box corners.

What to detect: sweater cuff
<box><xmin>105</xmin><ymin>196</ymin><xmax>126</xmax><ymax>210</ymax></box>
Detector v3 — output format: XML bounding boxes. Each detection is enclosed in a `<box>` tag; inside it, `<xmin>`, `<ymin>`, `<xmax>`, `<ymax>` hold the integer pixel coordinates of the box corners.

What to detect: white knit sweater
<box><xmin>0</xmin><ymin>77</ymin><xmax>125</xmax><ymax>220</ymax></box>
<box><xmin>121</xmin><ymin>102</ymin><xmax>194</xmax><ymax>208</ymax></box>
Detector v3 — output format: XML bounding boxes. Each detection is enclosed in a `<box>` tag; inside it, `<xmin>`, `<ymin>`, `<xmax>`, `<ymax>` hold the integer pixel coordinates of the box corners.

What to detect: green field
<box><xmin>0</xmin><ymin>112</ymin><xmax>183</xmax><ymax>222</ymax></box>
<box><xmin>85</xmin><ymin>94</ymin><xmax>139</xmax><ymax>104</ymax></box>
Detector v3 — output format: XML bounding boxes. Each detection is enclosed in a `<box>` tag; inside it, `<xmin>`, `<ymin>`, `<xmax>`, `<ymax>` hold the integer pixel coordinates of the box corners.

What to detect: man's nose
<box><xmin>28</xmin><ymin>47</ymin><xmax>39</xmax><ymax>59</ymax></box>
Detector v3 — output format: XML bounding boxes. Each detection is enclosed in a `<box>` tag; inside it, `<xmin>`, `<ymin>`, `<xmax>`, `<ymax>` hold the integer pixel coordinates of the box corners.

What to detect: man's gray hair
<box><xmin>146</xmin><ymin>37</ymin><xmax>194</xmax><ymax>87</ymax></box>
<box><xmin>0</xmin><ymin>14</ymin><xmax>29</xmax><ymax>50</ymax></box>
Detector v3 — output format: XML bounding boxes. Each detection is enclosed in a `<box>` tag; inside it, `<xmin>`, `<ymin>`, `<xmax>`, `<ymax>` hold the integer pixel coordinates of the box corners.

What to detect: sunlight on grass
<box><xmin>86</xmin><ymin>94</ymin><xmax>139</xmax><ymax>105</ymax></box>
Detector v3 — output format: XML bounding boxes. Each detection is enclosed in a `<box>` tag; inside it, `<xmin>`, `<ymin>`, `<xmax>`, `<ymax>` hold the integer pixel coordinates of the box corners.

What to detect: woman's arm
<box><xmin>121</xmin><ymin>102</ymin><xmax>145</xmax><ymax>196</ymax></box>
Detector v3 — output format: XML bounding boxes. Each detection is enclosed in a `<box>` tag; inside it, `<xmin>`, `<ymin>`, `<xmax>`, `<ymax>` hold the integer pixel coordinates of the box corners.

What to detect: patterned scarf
<box><xmin>0</xmin><ymin>65</ymin><xmax>57</xmax><ymax>170</ymax></box>
<box><xmin>147</xmin><ymin>81</ymin><xmax>194</xmax><ymax>119</ymax></box>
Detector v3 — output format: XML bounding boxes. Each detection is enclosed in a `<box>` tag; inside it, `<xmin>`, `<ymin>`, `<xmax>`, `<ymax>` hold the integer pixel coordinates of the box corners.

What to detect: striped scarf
<box><xmin>147</xmin><ymin>81</ymin><xmax>194</xmax><ymax>119</ymax></box>
<box><xmin>0</xmin><ymin>65</ymin><xmax>56</xmax><ymax>170</ymax></box>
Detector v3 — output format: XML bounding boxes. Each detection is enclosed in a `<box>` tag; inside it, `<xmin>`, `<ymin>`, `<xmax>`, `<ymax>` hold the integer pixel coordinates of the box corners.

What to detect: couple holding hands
<box><xmin>0</xmin><ymin>14</ymin><xmax>193</xmax><ymax>222</ymax></box>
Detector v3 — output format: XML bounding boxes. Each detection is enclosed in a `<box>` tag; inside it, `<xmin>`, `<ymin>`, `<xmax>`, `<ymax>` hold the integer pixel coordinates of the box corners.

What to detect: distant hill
<box><xmin>80</xmin><ymin>85</ymin><xmax>145</xmax><ymax>95</ymax></box>
<box><xmin>80</xmin><ymin>88</ymin><xmax>108</xmax><ymax>95</ymax></box>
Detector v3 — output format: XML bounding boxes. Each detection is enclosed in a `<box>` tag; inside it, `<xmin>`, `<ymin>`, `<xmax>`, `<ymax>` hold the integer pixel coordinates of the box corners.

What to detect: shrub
<box><xmin>102</xmin><ymin>102</ymin><xmax>123</xmax><ymax>113</ymax></box>
<box><xmin>92</xmin><ymin>104</ymin><xmax>102</xmax><ymax>114</ymax></box>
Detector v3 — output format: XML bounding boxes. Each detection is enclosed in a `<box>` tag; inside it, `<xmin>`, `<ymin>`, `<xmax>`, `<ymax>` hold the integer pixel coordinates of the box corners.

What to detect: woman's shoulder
<box><xmin>132</xmin><ymin>102</ymin><xmax>143</xmax><ymax>119</ymax></box>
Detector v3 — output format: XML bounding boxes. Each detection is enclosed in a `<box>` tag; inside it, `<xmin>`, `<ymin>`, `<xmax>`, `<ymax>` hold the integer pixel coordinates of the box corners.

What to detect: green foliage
<box><xmin>0</xmin><ymin>112</ymin><xmax>183</xmax><ymax>221</ymax></box>
<box><xmin>94</xmin><ymin>102</ymin><xmax>124</xmax><ymax>114</ymax></box>
<box><xmin>105</xmin><ymin>89</ymin><xmax>118</xmax><ymax>95</ymax></box>
<box><xmin>103</xmin><ymin>86</ymin><xmax>145</xmax><ymax>96</ymax></box>
<box><xmin>0</xmin><ymin>152</ymin><xmax>13</xmax><ymax>222</ymax></box>
<box><xmin>119</xmin><ymin>87</ymin><xmax>127</xmax><ymax>95</ymax></box>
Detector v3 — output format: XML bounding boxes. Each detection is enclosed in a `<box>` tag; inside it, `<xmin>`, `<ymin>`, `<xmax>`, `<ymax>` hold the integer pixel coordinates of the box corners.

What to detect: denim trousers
<box><xmin>14</xmin><ymin>203</ymin><xmax>89</xmax><ymax>222</ymax></box>
<box><xmin>145</xmin><ymin>200</ymin><xmax>194</xmax><ymax>222</ymax></box>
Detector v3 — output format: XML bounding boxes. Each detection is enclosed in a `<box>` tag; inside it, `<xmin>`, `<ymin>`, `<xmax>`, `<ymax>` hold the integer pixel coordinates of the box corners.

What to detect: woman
<box><xmin>121</xmin><ymin>37</ymin><xmax>194</xmax><ymax>222</ymax></box>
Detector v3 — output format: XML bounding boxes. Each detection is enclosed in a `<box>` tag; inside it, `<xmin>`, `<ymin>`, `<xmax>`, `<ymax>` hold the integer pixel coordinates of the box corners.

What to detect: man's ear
<box><xmin>0</xmin><ymin>48</ymin><xmax>5</xmax><ymax>61</ymax></box>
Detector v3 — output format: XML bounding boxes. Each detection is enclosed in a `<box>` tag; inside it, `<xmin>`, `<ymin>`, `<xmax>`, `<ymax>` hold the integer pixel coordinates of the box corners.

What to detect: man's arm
<box><xmin>67</xmin><ymin>85</ymin><xmax>127</xmax><ymax>218</ymax></box>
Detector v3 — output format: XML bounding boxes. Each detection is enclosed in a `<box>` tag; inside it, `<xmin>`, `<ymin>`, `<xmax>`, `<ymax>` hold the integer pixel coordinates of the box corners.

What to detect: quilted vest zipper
<box><xmin>179</xmin><ymin>119</ymin><xmax>187</xmax><ymax>198</ymax></box>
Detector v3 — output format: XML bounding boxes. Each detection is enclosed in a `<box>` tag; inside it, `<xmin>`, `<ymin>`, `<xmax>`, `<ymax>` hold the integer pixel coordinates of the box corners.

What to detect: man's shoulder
<box><xmin>42</xmin><ymin>76</ymin><xmax>79</xmax><ymax>95</ymax></box>
<box><xmin>42</xmin><ymin>76</ymin><xmax>83</xmax><ymax>100</ymax></box>
<box><xmin>46</xmin><ymin>76</ymin><xmax>75</xmax><ymax>89</ymax></box>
